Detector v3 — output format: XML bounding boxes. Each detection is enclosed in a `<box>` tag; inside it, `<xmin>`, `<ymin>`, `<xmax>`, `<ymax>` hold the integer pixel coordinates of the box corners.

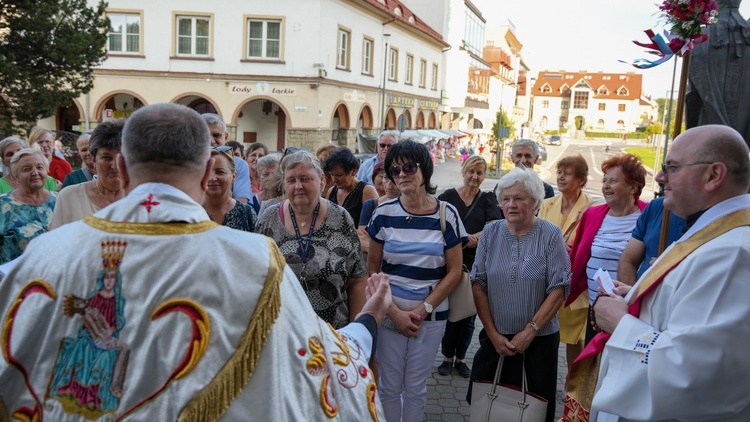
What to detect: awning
<box><xmin>463</xmin><ymin>128</ymin><xmax>493</xmax><ymax>135</ymax></box>
<box><xmin>437</xmin><ymin>129</ymin><xmax>468</xmax><ymax>138</ymax></box>
<box><xmin>417</xmin><ymin>130</ymin><xmax>450</xmax><ymax>139</ymax></box>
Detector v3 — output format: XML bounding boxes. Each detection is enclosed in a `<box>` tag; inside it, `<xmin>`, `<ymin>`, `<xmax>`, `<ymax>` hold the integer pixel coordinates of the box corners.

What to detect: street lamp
<box><xmin>380</xmin><ymin>33</ymin><xmax>391</xmax><ymax>130</ymax></box>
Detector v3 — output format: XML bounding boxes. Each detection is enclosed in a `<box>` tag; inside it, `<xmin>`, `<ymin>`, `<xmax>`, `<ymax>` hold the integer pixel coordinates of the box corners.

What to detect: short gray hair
<box><xmin>495</xmin><ymin>167</ymin><xmax>545</xmax><ymax>211</ymax></box>
<box><xmin>280</xmin><ymin>150</ymin><xmax>323</xmax><ymax>178</ymax></box>
<box><xmin>379</xmin><ymin>130</ymin><xmax>400</xmax><ymax>143</ymax></box>
<box><xmin>512</xmin><ymin>139</ymin><xmax>540</xmax><ymax>158</ymax></box>
<box><xmin>10</xmin><ymin>148</ymin><xmax>48</xmax><ymax>178</ymax></box>
<box><xmin>122</xmin><ymin>103</ymin><xmax>210</xmax><ymax>171</ymax></box>
<box><xmin>201</xmin><ymin>113</ymin><xmax>226</xmax><ymax>133</ymax></box>
<box><xmin>76</xmin><ymin>132</ymin><xmax>91</xmax><ymax>149</ymax></box>
<box><xmin>258</xmin><ymin>153</ymin><xmax>280</xmax><ymax>173</ymax></box>
<box><xmin>0</xmin><ymin>137</ymin><xmax>28</xmax><ymax>156</ymax></box>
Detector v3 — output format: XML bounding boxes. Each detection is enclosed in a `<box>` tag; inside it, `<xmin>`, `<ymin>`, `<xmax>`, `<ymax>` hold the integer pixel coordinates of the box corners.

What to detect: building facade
<box><xmin>529</xmin><ymin>70</ymin><xmax>658</xmax><ymax>136</ymax></box>
<box><xmin>40</xmin><ymin>0</ymin><xmax>447</xmax><ymax>151</ymax></box>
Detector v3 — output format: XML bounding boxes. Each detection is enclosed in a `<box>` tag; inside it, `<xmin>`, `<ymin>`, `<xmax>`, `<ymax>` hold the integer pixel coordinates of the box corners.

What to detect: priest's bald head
<box><xmin>656</xmin><ymin>124</ymin><xmax>750</xmax><ymax>219</ymax></box>
<box><xmin>118</xmin><ymin>103</ymin><xmax>213</xmax><ymax>203</ymax></box>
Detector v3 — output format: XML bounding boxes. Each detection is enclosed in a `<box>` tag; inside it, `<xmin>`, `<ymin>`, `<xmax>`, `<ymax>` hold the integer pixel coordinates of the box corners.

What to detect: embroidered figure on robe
<box><xmin>46</xmin><ymin>241</ymin><xmax>130</xmax><ymax>419</ymax></box>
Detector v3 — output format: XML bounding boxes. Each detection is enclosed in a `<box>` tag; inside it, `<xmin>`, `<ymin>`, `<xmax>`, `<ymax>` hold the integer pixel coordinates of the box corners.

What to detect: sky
<box><xmin>473</xmin><ymin>0</ymin><xmax>750</xmax><ymax>99</ymax></box>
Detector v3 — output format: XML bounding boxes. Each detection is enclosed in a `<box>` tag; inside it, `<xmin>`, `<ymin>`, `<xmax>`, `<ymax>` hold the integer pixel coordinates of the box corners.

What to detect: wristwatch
<box><xmin>423</xmin><ymin>301</ymin><xmax>433</xmax><ymax>314</ymax></box>
<box><xmin>530</xmin><ymin>321</ymin><xmax>541</xmax><ymax>332</ymax></box>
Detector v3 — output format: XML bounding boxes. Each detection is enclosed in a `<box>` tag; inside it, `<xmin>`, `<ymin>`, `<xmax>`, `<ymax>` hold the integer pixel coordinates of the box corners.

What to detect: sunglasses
<box><xmin>282</xmin><ymin>147</ymin><xmax>310</xmax><ymax>157</ymax></box>
<box><xmin>379</xmin><ymin>143</ymin><xmax>393</xmax><ymax>149</ymax></box>
<box><xmin>389</xmin><ymin>161</ymin><xmax>420</xmax><ymax>177</ymax></box>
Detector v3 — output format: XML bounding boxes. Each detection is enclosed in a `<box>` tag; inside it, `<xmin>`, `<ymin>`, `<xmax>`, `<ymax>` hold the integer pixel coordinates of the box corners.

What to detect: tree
<box><xmin>0</xmin><ymin>0</ymin><xmax>109</xmax><ymax>136</ymax></box>
<box><xmin>492</xmin><ymin>108</ymin><xmax>514</xmax><ymax>140</ymax></box>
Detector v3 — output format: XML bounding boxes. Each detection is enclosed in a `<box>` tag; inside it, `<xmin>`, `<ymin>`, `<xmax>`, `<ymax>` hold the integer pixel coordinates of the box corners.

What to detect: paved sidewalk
<box><xmin>423</xmin><ymin>319</ymin><xmax>568</xmax><ymax>421</ymax></box>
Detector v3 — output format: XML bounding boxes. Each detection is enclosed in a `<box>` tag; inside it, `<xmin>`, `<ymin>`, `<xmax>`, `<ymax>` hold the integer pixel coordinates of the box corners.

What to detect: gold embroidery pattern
<box><xmin>329</xmin><ymin>324</ymin><xmax>351</xmax><ymax>367</ymax></box>
<box><xmin>1</xmin><ymin>280</ymin><xmax>56</xmax><ymax>422</ymax></box>
<box><xmin>177</xmin><ymin>237</ymin><xmax>284</xmax><ymax>422</ymax></box>
<box><xmin>117</xmin><ymin>299</ymin><xmax>211</xmax><ymax>421</ymax></box>
<box><xmin>367</xmin><ymin>382</ymin><xmax>379</xmax><ymax>422</ymax></box>
<box><xmin>84</xmin><ymin>215</ymin><xmax>218</xmax><ymax>235</ymax></box>
<box><xmin>320</xmin><ymin>375</ymin><xmax>338</xmax><ymax>418</ymax></box>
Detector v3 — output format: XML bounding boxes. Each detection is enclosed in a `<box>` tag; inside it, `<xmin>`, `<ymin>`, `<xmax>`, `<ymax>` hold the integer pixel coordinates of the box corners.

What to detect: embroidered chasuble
<box><xmin>0</xmin><ymin>183</ymin><xmax>384</xmax><ymax>421</ymax></box>
<box><xmin>564</xmin><ymin>195</ymin><xmax>750</xmax><ymax>422</ymax></box>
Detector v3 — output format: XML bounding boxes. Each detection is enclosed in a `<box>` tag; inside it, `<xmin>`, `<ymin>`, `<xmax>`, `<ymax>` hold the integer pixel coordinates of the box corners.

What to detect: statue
<box><xmin>686</xmin><ymin>0</ymin><xmax>750</xmax><ymax>146</ymax></box>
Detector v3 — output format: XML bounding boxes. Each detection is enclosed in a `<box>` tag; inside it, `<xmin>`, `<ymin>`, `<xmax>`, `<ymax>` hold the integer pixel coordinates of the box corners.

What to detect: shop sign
<box><xmin>387</xmin><ymin>94</ymin><xmax>415</xmax><ymax>108</ymax></box>
<box><xmin>228</xmin><ymin>82</ymin><xmax>297</xmax><ymax>96</ymax></box>
<box><xmin>418</xmin><ymin>99</ymin><xmax>439</xmax><ymax>110</ymax></box>
<box><xmin>344</xmin><ymin>90</ymin><xmax>366</xmax><ymax>102</ymax></box>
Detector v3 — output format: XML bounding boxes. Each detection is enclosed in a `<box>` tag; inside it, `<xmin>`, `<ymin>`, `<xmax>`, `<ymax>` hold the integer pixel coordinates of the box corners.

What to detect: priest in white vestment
<box><xmin>566</xmin><ymin>125</ymin><xmax>750</xmax><ymax>422</ymax></box>
<box><xmin>0</xmin><ymin>103</ymin><xmax>387</xmax><ymax>421</ymax></box>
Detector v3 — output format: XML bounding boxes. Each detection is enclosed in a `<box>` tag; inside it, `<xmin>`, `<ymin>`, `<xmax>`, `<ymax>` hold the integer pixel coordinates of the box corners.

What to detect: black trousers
<box><xmin>440</xmin><ymin>315</ymin><xmax>476</xmax><ymax>360</ymax></box>
<box><xmin>467</xmin><ymin>329</ymin><xmax>559</xmax><ymax>422</ymax></box>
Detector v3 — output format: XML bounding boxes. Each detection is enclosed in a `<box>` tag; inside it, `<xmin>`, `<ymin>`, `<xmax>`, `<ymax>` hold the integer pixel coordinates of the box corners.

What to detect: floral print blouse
<box><xmin>0</xmin><ymin>192</ymin><xmax>57</xmax><ymax>264</ymax></box>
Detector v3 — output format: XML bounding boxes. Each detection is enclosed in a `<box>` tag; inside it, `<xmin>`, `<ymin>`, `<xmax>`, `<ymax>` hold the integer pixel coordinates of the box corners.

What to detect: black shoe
<box><xmin>455</xmin><ymin>361</ymin><xmax>471</xmax><ymax>378</ymax></box>
<box><xmin>437</xmin><ymin>360</ymin><xmax>453</xmax><ymax>375</ymax></box>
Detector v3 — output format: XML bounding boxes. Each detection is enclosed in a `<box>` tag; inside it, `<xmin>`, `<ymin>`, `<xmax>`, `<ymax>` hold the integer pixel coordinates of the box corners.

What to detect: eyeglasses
<box><xmin>660</xmin><ymin>161</ymin><xmax>713</xmax><ymax>175</ymax></box>
<box><xmin>210</xmin><ymin>132</ymin><xmax>225</xmax><ymax>139</ymax></box>
<box><xmin>389</xmin><ymin>161</ymin><xmax>420</xmax><ymax>177</ymax></box>
<box><xmin>379</xmin><ymin>143</ymin><xmax>393</xmax><ymax>149</ymax></box>
<box><xmin>282</xmin><ymin>147</ymin><xmax>310</xmax><ymax>157</ymax></box>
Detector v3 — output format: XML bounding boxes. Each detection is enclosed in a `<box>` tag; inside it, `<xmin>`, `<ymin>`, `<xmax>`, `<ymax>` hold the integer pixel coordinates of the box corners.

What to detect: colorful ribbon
<box><xmin>620</xmin><ymin>29</ymin><xmax>708</xmax><ymax>68</ymax></box>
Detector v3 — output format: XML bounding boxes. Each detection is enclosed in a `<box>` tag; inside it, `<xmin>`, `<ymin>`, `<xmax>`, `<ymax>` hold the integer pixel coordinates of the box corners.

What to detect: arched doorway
<box><xmin>94</xmin><ymin>91</ymin><xmax>147</xmax><ymax>122</ymax></box>
<box><xmin>473</xmin><ymin>119</ymin><xmax>483</xmax><ymax>129</ymax></box>
<box><xmin>574</xmin><ymin>115</ymin><xmax>585</xmax><ymax>130</ymax></box>
<box><xmin>358</xmin><ymin>105</ymin><xmax>373</xmax><ymax>130</ymax></box>
<box><xmin>401</xmin><ymin>110</ymin><xmax>412</xmax><ymax>129</ymax></box>
<box><xmin>416</xmin><ymin>112</ymin><xmax>425</xmax><ymax>129</ymax></box>
<box><xmin>173</xmin><ymin>94</ymin><xmax>220</xmax><ymax>116</ymax></box>
<box><xmin>540</xmin><ymin>116</ymin><xmax>548</xmax><ymax>130</ymax></box>
<box><xmin>428</xmin><ymin>112</ymin><xmax>437</xmax><ymax>129</ymax></box>
<box><xmin>385</xmin><ymin>108</ymin><xmax>397</xmax><ymax>130</ymax></box>
<box><xmin>234</xmin><ymin>98</ymin><xmax>287</xmax><ymax>151</ymax></box>
<box><xmin>332</xmin><ymin>103</ymin><xmax>350</xmax><ymax>145</ymax></box>
<box><xmin>56</xmin><ymin>101</ymin><xmax>82</xmax><ymax>133</ymax></box>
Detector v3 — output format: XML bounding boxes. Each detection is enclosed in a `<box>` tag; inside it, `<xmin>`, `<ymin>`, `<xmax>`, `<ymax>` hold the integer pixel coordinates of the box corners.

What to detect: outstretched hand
<box><xmin>358</xmin><ymin>272</ymin><xmax>393</xmax><ymax>325</ymax></box>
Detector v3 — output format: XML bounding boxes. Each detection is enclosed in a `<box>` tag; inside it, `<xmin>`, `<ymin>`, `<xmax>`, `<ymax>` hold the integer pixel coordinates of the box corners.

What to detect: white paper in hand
<box><xmin>594</xmin><ymin>268</ymin><xmax>615</xmax><ymax>295</ymax></box>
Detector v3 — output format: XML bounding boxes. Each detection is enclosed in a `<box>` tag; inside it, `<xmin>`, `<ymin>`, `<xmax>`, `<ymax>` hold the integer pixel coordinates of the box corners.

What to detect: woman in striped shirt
<box><xmin>367</xmin><ymin>140</ymin><xmax>467</xmax><ymax>422</ymax></box>
<box><xmin>467</xmin><ymin>167</ymin><xmax>570</xmax><ymax>422</ymax></box>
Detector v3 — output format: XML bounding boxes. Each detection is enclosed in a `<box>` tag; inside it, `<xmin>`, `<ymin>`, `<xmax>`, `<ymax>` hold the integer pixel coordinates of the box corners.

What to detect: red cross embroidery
<box><xmin>140</xmin><ymin>194</ymin><xmax>160</xmax><ymax>212</ymax></box>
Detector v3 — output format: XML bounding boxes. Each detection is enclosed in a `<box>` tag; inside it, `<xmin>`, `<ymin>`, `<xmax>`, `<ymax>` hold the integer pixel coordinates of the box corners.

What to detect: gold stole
<box><xmin>562</xmin><ymin>208</ymin><xmax>750</xmax><ymax>422</ymax></box>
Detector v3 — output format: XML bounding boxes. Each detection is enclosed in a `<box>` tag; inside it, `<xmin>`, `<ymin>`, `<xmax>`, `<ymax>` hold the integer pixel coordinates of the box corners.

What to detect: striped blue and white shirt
<box><xmin>472</xmin><ymin>218</ymin><xmax>570</xmax><ymax>336</ymax></box>
<box><xmin>367</xmin><ymin>197</ymin><xmax>468</xmax><ymax>314</ymax></box>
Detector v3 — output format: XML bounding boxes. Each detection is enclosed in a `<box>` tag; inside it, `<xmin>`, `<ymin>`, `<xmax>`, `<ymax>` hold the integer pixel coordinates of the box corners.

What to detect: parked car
<box><xmin>548</xmin><ymin>135</ymin><xmax>561</xmax><ymax>146</ymax></box>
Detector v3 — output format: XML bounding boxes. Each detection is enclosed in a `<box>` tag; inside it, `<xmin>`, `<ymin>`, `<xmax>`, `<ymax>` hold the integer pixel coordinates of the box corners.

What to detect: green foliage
<box><xmin>544</xmin><ymin>128</ymin><xmax>568</xmax><ymax>135</ymax></box>
<box><xmin>644</xmin><ymin>123</ymin><xmax>663</xmax><ymax>136</ymax></box>
<box><xmin>584</xmin><ymin>131</ymin><xmax>649</xmax><ymax>139</ymax></box>
<box><xmin>0</xmin><ymin>0</ymin><xmax>109</xmax><ymax>136</ymax></box>
<box><xmin>625</xmin><ymin>146</ymin><xmax>660</xmax><ymax>170</ymax></box>
<box><xmin>492</xmin><ymin>109</ymin><xmax>514</xmax><ymax>140</ymax></box>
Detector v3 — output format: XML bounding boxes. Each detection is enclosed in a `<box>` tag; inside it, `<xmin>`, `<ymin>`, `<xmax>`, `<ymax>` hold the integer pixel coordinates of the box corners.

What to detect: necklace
<box><xmin>289</xmin><ymin>201</ymin><xmax>321</xmax><ymax>289</ymax></box>
<box><xmin>96</xmin><ymin>181</ymin><xmax>113</xmax><ymax>206</ymax></box>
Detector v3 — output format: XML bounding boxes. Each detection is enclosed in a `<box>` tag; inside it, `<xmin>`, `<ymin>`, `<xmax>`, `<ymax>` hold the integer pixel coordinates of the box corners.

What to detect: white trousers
<box><xmin>377</xmin><ymin>320</ymin><xmax>446</xmax><ymax>422</ymax></box>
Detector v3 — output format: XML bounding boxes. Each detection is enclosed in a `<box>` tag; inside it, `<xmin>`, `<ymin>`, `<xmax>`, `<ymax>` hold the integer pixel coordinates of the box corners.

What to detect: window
<box><xmin>573</xmin><ymin>91</ymin><xmax>589</xmax><ymax>109</ymax></box>
<box><xmin>107</xmin><ymin>11</ymin><xmax>141</xmax><ymax>54</ymax></box>
<box><xmin>561</xmin><ymin>100</ymin><xmax>569</xmax><ymax>109</ymax></box>
<box><xmin>597</xmin><ymin>119</ymin><xmax>605</xmax><ymax>129</ymax></box>
<box><xmin>598</xmin><ymin>103</ymin><xmax>606</xmax><ymax>111</ymax></box>
<box><xmin>431</xmin><ymin>64</ymin><xmax>438</xmax><ymax>89</ymax></box>
<box><xmin>541</xmin><ymin>84</ymin><xmax>551</xmax><ymax>93</ymax></box>
<box><xmin>362</xmin><ymin>37</ymin><xmax>373</xmax><ymax>75</ymax></box>
<box><xmin>618</xmin><ymin>104</ymin><xmax>626</xmax><ymax>112</ymax></box>
<box><xmin>418</xmin><ymin>59</ymin><xmax>427</xmax><ymax>87</ymax></box>
<box><xmin>617</xmin><ymin>87</ymin><xmax>629</xmax><ymax>96</ymax></box>
<box><xmin>542</xmin><ymin>100</ymin><xmax>549</xmax><ymax>108</ymax></box>
<box><xmin>337</xmin><ymin>27</ymin><xmax>351</xmax><ymax>69</ymax></box>
<box><xmin>245</xmin><ymin>18</ymin><xmax>282</xmax><ymax>60</ymax></box>
<box><xmin>389</xmin><ymin>47</ymin><xmax>398</xmax><ymax>81</ymax></box>
<box><xmin>617</xmin><ymin>120</ymin><xmax>625</xmax><ymax>129</ymax></box>
<box><xmin>559</xmin><ymin>116</ymin><xmax>568</xmax><ymax>127</ymax></box>
<box><xmin>597</xmin><ymin>86</ymin><xmax>609</xmax><ymax>95</ymax></box>
<box><xmin>405</xmin><ymin>54</ymin><xmax>414</xmax><ymax>84</ymax></box>
<box><xmin>176</xmin><ymin>15</ymin><xmax>211</xmax><ymax>56</ymax></box>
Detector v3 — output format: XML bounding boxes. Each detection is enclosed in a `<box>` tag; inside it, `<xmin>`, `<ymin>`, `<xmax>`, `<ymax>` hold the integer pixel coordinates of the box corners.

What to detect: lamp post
<box><xmin>380</xmin><ymin>33</ymin><xmax>391</xmax><ymax>130</ymax></box>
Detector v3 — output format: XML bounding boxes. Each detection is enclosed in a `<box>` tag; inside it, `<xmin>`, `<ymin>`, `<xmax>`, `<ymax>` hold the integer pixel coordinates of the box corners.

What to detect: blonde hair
<box><xmin>461</xmin><ymin>155</ymin><xmax>487</xmax><ymax>175</ymax></box>
<box><xmin>10</xmin><ymin>148</ymin><xmax>48</xmax><ymax>178</ymax></box>
<box><xmin>28</xmin><ymin>126</ymin><xmax>53</xmax><ymax>146</ymax></box>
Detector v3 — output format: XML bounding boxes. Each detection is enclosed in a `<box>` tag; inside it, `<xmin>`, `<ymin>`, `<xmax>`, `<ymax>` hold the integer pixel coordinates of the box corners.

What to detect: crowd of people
<box><xmin>1</xmin><ymin>106</ymin><xmax>748</xmax><ymax>421</ymax></box>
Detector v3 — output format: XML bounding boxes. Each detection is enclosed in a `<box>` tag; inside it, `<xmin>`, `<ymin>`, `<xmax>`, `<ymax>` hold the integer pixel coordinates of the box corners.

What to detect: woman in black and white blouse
<box><xmin>467</xmin><ymin>167</ymin><xmax>570</xmax><ymax>422</ymax></box>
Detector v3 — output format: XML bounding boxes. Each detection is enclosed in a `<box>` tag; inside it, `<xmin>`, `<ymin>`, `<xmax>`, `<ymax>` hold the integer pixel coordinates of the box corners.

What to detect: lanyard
<box><xmin>289</xmin><ymin>201</ymin><xmax>321</xmax><ymax>264</ymax></box>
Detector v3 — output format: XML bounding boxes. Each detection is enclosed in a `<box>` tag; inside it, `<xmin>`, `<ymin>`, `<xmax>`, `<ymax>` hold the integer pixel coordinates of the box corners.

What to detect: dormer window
<box><xmin>597</xmin><ymin>85</ymin><xmax>609</xmax><ymax>95</ymax></box>
<box><xmin>617</xmin><ymin>86</ymin><xmax>629</xmax><ymax>96</ymax></box>
<box><xmin>559</xmin><ymin>83</ymin><xmax>569</xmax><ymax>93</ymax></box>
<box><xmin>394</xmin><ymin>6</ymin><xmax>402</xmax><ymax>16</ymax></box>
<box><xmin>541</xmin><ymin>83</ymin><xmax>552</xmax><ymax>93</ymax></box>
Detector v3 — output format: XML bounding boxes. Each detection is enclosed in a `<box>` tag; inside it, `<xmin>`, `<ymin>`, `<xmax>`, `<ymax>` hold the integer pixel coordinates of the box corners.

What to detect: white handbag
<box><xmin>438</xmin><ymin>201</ymin><xmax>478</xmax><ymax>322</ymax></box>
<box><xmin>470</xmin><ymin>354</ymin><xmax>547</xmax><ymax>422</ymax></box>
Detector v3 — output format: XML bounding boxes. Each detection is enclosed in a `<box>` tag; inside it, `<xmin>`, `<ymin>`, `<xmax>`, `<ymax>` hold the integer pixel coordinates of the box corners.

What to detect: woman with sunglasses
<box><xmin>256</xmin><ymin>150</ymin><xmax>367</xmax><ymax>329</ymax></box>
<box><xmin>203</xmin><ymin>147</ymin><xmax>257</xmax><ymax>232</ymax></box>
<box><xmin>245</xmin><ymin>143</ymin><xmax>268</xmax><ymax>194</ymax></box>
<box><xmin>366</xmin><ymin>140</ymin><xmax>467</xmax><ymax>422</ymax></box>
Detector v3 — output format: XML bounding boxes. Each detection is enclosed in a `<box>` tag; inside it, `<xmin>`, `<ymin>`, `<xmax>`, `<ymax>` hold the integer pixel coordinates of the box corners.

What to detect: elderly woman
<box><xmin>28</xmin><ymin>126</ymin><xmax>72</xmax><ymax>184</ymax></box>
<box><xmin>367</xmin><ymin>140</ymin><xmax>467</xmax><ymax>422</ymax></box>
<box><xmin>0</xmin><ymin>149</ymin><xmax>57</xmax><ymax>263</ymax></box>
<box><xmin>0</xmin><ymin>137</ymin><xmax>57</xmax><ymax>193</ymax></box>
<box><xmin>256</xmin><ymin>150</ymin><xmax>367</xmax><ymax>329</ymax></box>
<box><xmin>325</xmin><ymin>148</ymin><xmax>378</xmax><ymax>226</ymax></box>
<box><xmin>50</xmin><ymin>121</ymin><xmax>125</xmax><ymax>229</ymax></box>
<box><xmin>436</xmin><ymin>155</ymin><xmax>502</xmax><ymax>378</ymax></box>
<box><xmin>256</xmin><ymin>154</ymin><xmax>283</xmax><ymax>217</ymax></box>
<box><xmin>538</xmin><ymin>154</ymin><xmax>595</xmax><ymax>370</ymax></box>
<box><xmin>468</xmin><ymin>167</ymin><xmax>570</xmax><ymax>422</ymax></box>
<box><xmin>245</xmin><ymin>142</ymin><xmax>268</xmax><ymax>194</ymax></box>
<box><xmin>203</xmin><ymin>147</ymin><xmax>257</xmax><ymax>231</ymax></box>
<box><xmin>61</xmin><ymin>132</ymin><xmax>96</xmax><ymax>188</ymax></box>
<box><xmin>566</xmin><ymin>153</ymin><xmax>647</xmax><ymax>344</ymax></box>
